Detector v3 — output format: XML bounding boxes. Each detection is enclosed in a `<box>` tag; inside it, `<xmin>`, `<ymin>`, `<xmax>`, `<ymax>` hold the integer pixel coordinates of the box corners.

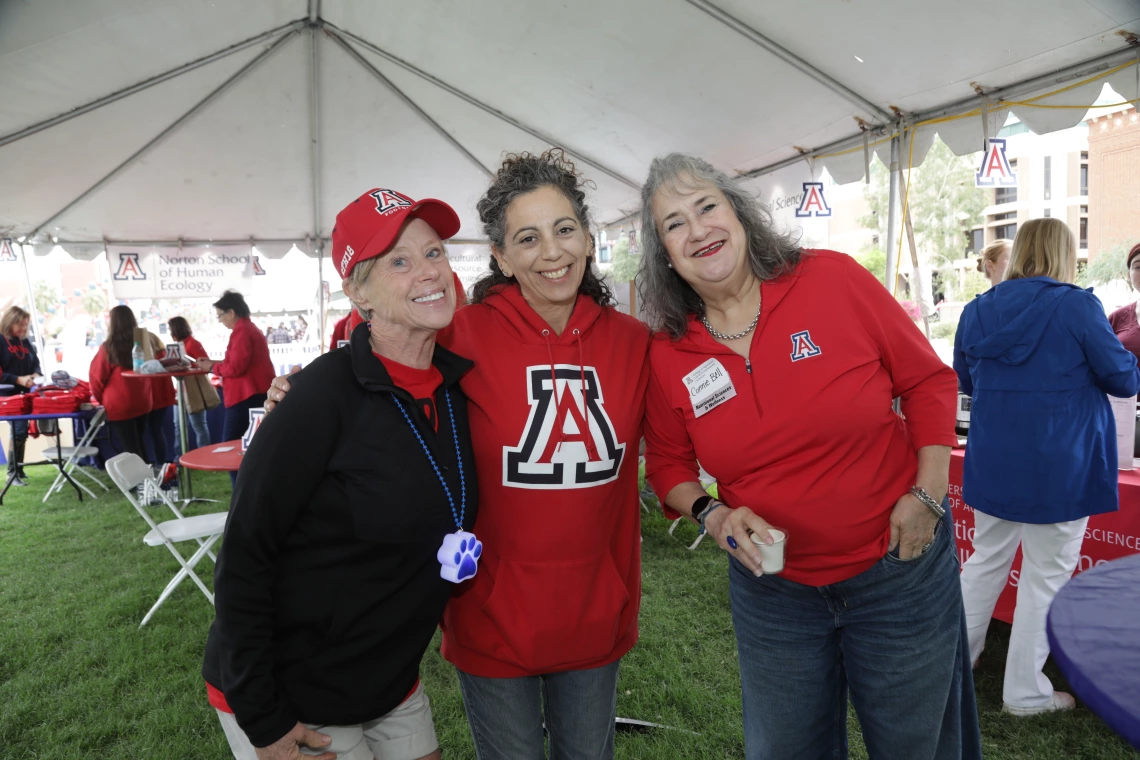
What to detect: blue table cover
<box><xmin>1048</xmin><ymin>554</ymin><xmax>1140</xmax><ymax>750</ymax></box>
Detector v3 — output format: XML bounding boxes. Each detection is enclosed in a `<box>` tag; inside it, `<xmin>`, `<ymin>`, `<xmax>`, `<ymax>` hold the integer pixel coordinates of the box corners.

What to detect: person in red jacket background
<box><xmin>195</xmin><ymin>290</ymin><xmax>275</xmax><ymax>485</ymax></box>
<box><xmin>143</xmin><ymin>331</ymin><xmax>175</xmax><ymax>468</ymax></box>
<box><xmin>168</xmin><ymin>316</ymin><xmax>212</xmax><ymax>455</ymax></box>
<box><xmin>89</xmin><ymin>305</ymin><xmax>152</xmax><ymax>460</ymax></box>
<box><xmin>639</xmin><ymin>154</ymin><xmax>981</xmax><ymax>760</ymax></box>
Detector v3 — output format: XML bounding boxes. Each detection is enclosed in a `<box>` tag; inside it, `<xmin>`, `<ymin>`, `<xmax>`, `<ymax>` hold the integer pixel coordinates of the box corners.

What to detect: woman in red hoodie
<box><xmin>89</xmin><ymin>305</ymin><xmax>152</xmax><ymax>459</ymax></box>
<box><xmin>195</xmin><ymin>290</ymin><xmax>275</xmax><ymax>485</ymax></box>
<box><xmin>269</xmin><ymin>151</ymin><xmax>649</xmax><ymax>758</ymax></box>
<box><xmin>639</xmin><ymin>154</ymin><xmax>980</xmax><ymax>760</ymax></box>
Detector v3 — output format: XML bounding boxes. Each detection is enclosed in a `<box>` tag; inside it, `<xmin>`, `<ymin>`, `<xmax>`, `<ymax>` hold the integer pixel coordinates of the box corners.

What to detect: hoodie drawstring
<box><xmin>541</xmin><ymin>328</ymin><xmax>599</xmax><ymax>461</ymax></box>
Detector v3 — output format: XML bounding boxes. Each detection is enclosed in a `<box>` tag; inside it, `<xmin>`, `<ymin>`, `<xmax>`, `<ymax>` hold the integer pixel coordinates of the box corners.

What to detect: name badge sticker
<box><xmin>682</xmin><ymin>358</ymin><xmax>737</xmax><ymax>418</ymax></box>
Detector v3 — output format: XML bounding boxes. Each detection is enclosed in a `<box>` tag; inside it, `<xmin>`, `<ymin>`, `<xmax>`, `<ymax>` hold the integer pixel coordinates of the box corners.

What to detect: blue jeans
<box><xmin>729</xmin><ymin>509</ymin><xmax>982</xmax><ymax>760</ymax></box>
<box><xmin>173</xmin><ymin>409</ymin><xmax>211</xmax><ymax>457</ymax></box>
<box><xmin>223</xmin><ymin>394</ymin><xmax>266</xmax><ymax>485</ymax></box>
<box><xmin>457</xmin><ymin>660</ymin><xmax>620</xmax><ymax>760</ymax></box>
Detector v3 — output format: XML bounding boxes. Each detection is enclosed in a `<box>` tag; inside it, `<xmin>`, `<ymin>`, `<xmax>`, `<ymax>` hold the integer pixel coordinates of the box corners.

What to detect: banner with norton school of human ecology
<box><xmin>108</xmin><ymin>245</ymin><xmax>255</xmax><ymax>299</ymax></box>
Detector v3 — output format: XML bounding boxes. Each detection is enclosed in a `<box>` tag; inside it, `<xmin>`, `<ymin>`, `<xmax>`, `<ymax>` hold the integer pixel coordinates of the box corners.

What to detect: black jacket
<box><xmin>202</xmin><ymin>325</ymin><xmax>478</xmax><ymax>747</ymax></box>
<box><xmin>0</xmin><ymin>335</ymin><xmax>40</xmax><ymax>393</ymax></box>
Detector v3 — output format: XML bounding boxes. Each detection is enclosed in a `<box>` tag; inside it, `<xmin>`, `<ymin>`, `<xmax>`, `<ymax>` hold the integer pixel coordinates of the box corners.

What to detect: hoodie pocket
<box><xmin>482</xmin><ymin>552</ymin><xmax>630</xmax><ymax>672</ymax></box>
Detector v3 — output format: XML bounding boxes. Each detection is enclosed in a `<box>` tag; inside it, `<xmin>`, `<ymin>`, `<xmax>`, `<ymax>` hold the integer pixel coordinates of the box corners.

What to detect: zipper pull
<box><xmin>745</xmin><ymin>358</ymin><xmax>752</xmax><ymax>374</ymax></box>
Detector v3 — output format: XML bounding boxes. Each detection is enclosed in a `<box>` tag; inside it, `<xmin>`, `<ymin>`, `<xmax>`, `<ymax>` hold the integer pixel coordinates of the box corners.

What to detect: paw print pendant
<box><xmin>437</xmin><ymin>530</ymin><xmax>482</xmax><ymax>583</ymax></box>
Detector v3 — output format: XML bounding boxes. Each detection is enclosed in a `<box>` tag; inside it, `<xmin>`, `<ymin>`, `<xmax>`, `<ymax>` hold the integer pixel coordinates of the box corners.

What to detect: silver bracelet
<box><xmin>910</xmin><ymin>486</ymin><xmax>945</xmax><ymax>518</ymax></box>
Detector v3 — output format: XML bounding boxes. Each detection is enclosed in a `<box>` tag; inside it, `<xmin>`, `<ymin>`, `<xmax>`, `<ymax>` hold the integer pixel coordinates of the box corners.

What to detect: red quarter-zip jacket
<box><xmin>89</xmin><ymin>346</ymin><xmax>152</xmax><ymax>421</ymax></box>
<box><xmin>438</xmin><ymin>284</ymin><xmax>650</xmax><ymax>677</ymax></box>
<box><xmin>645</xmin><ymin>250</ymin><xmax>957</xmax><ymax>586</ymax></box>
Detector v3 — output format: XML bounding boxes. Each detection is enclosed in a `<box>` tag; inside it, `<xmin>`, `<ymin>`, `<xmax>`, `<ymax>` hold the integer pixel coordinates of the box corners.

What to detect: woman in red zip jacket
<box><xmin>195</xmin><ymin>290</ymin><xmax>275</xmax><ymax>485</ymax></box>
<box><xmin>89</xmin><ymin>305</ymin><xmax>152</xmax><ymax>459</ymax></box>
<box><xmin>639</xmin><ymin>153</ymin><xmax>980</xmax><ymax>760</ymax></box>
<box><xmin>269</xmin><ymin>151</ymin><xmax>649</xmax><ymax>759</ymax></box>
<box><xmin>143</xmin><ymin>331</ymin><xmax>176</xmax><ymax>467</ymax></box>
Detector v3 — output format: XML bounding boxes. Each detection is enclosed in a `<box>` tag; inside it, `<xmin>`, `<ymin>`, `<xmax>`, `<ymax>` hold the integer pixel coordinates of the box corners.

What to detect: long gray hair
<box><xmin>636</xmin><ymin>153</ymin><xmax>802</xmax><ymax>339</ymax></box>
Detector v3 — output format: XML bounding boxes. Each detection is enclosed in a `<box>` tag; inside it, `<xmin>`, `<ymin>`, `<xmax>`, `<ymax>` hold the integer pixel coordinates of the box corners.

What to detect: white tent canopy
<box><xmin>1</xmin><ymin>0</ymin><xmax>1137</xmax><ymax>252</ymax></box>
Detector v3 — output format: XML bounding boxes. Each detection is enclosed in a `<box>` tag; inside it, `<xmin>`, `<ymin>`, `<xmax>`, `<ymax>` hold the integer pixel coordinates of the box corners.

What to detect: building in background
<box><xmin>1087</xmin><ymin>106</ymin><xmax>1140</xmax><ymax>262</ymax></box>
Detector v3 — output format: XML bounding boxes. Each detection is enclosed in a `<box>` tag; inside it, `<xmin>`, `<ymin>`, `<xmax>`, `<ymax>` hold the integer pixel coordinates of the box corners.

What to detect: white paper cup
<box><xmin>749</xmin><ymin>528</ymin><xmax>787</xmax><ymax>574</ymax></box>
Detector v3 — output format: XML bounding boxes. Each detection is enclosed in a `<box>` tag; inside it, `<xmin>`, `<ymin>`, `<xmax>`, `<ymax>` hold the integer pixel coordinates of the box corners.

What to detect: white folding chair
<box><xmin>43</xmin><ymin>408</ymin><xmax>111</xmax><ymax>502</ymax></box>
<box><xmin>105</xmin><ymin>453</ymin><xmax>227</xmax><ymax>627</ymax></box>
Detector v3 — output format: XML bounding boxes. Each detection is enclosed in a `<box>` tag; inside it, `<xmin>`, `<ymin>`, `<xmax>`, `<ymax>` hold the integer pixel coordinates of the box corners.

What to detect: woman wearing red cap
<box><xmin>270</xmin><ymin>152</ymin><xmax>649</xmax><ymax>759</ymax></box>
<box><xmin>204</xmin><ymin>192</ymin><xmax>477</xmax><ymax>760</ymax></box>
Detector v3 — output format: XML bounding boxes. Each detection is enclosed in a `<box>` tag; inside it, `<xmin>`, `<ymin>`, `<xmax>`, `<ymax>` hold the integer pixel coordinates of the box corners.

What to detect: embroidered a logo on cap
<box><xmin>370</xmin><ymin>189</ymin><xmax>413</xmax><ymax>215</ymax></box>
<box><xmin>790</xmin><ymin>330</ymin><xmax>822</xmax><ymax>362</ymax></box>
<box><xmin>504</xmin><ymin>365</ymin><xmax>625</xmax><ymax>489</ymax></box>
<box><xmin>340</xmin><ymin>244</ymin><xmax>355</xmax><ymax>275</ymax></box>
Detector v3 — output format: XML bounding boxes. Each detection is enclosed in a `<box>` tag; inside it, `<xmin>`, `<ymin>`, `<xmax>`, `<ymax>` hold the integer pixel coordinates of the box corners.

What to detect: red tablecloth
<box><xmin>949</xmin><ymin>448</ymin><xmax>1140</xmax><ymax>623</ymax></box>
<box><xmin>179</xmin><ymin>440</ymin><xmax>244</xmax><ymax>472</ymax></box>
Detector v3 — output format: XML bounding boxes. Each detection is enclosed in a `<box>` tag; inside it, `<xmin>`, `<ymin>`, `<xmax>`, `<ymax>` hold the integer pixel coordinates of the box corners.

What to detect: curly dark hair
<box><xmin>470</xmin><ymin>149</ymin><xmax>614</xmax><ymax>307</ymax></box>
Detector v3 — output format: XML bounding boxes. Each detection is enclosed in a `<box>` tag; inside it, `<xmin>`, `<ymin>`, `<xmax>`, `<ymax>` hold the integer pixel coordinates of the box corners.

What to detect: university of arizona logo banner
<box><xmin>108</xmin><ymin>245</ymin><xmax>255</xmax><ymax>299</ymax></box>
<box><xmin>975</xmin><ymin>138</ymin><xmax>1017</xmax><ymax>188</ymax></box>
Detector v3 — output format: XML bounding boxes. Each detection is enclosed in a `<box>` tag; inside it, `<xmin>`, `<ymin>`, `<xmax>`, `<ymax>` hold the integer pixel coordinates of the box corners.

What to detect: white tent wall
<box><xmin>1</xmin><ymin>1</ymin><xmax>1136</xmax><ymax>286</ymax></box>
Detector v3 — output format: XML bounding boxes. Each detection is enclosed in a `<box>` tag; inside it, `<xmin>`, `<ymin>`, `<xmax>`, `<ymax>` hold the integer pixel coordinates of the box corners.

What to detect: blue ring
<box><xmin>727</xmin><ymin>535</ymin><xmax>738</xmax><ymax>550</ymax></box>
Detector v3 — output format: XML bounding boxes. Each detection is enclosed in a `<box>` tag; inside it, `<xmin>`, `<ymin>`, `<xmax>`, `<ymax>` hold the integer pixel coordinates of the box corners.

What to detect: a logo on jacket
<box><xmin>113</xmin><ymin>252</ymin><xmax>146</xmax><ymax>281</ymax></box>
<box><xmin>504</xmin><ymin>365</ymin><xmax>625</xmax><ymax>489</ymax></box>
<box><xmin>790</xmin><ymin>330</ymin><xmax>822</xmax><ymax>361</ymax></box>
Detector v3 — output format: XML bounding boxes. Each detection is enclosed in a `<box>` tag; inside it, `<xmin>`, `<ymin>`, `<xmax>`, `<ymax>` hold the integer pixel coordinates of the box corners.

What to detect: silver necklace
<box><xmin>701</xmin><ymin>295</ymin><xmax>762</xmax><ymax>341</ymax></box>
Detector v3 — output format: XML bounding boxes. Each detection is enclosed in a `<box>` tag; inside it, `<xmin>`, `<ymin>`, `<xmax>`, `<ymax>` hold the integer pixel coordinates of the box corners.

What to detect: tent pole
<box><xmin>884</xmin><ymin>136</ymin><xmax>901</xmax><ymax>295</ymax></box>
<box><xmin>16</xmin><ymin>244</ymin><xmax>46</xmax><ymax>360</ymax></box>
<box><xmin>23</xmin><ymin>31</ymin><xmax>298</xmax><ymax>243</ymax></box>
<box><xmin>0</xmin><ymin>21</ymin><xmax>304</xmax><ymax>149</ymax></box>
<box><xmin>683</xmin><ymin>0</ymin><xmax>891</xmax><ymax>122</ymax></box>
<box><xmin>308</xmin><ymin>16</ymin><xmax>326</xmax><ymax>353</ymax></box>
<box><xmin>326</xmin><ymin>31</ymin><xmax>493</xmax><ymax>179</ymax></box>
<box><xmin>324</xmin><ymin>22</ymin><xmax>640</xmax><ymax>190</ymax></box>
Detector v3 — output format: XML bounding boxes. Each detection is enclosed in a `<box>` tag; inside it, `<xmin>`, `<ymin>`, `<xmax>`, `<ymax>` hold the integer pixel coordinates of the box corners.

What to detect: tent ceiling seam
<box><xmin>326</xmin><ymin>29</ymin><xmax>494</xmax><ymax>179</ymax></box>
<box><xmin>682</xmin><ymin>0</ymin><xmax>893</xmax><ymax>123</ymax></box>
<box><xmin>23</xmin><ymin>30</ymin><xmax>301</xmax><ymax>241</ymax></box>
<box><xmin>0</xmin><ymin>19</ymin><xmax>306</xmax><ymax>149</ymax></box>
<box><xmin>322</xmin><ymin>21</ymin><xmax>641</xmax><ymax>191</ymax></box>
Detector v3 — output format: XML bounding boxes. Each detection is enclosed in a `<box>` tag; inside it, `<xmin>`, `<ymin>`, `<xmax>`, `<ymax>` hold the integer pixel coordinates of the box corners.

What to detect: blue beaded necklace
<box><xmin>391</xmin><ymin>389</ymin><xmax>481</xmax><ymax>583</ymax></box>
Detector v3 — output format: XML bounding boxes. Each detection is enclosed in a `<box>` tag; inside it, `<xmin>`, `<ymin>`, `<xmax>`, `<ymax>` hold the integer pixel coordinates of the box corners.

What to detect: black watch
<box><xmin>691</xmin><ymin>495</ymin><xmax>723</xmax><ymax>529</ymax></box>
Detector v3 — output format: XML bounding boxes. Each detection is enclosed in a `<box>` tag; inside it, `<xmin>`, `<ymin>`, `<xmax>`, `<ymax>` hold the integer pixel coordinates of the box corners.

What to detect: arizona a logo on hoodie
<box><xmin>504</xmin><ymin>364</ymin><xmax>625</xmax><ymax>489</ymax></box>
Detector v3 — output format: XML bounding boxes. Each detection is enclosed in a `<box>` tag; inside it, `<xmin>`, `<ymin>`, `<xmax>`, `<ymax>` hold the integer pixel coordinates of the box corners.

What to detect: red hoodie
<box><xmin>645</xmin><ymin>250</ymin><xmax>957</xmax><ymax>586</ymax></box>
<box><xmin>89</xmin><ymin>346</ymin><xmax>152</xmax><ymax>421</ymax></box>
<box><xmin>438</xmin><ymin>285</ymin><xmax>649</xmax><ymax>677</ymax></box>
<box><xmin>149</xmin><ymin>348</ymin><xmax>177</xmax><ymax>409</ymax></box>
<box><xmin>212</xmin><ymin>317</ymin><xmax>276</xmax><ymax>407</ymax></box>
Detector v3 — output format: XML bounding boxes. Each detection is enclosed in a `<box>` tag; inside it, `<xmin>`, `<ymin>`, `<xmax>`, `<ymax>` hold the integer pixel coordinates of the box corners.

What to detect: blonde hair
<box><xmin>976</xmin><ymin>239</ymin><xmax>1012</xmax><ymax>274</ymax></box>
<box><xmin>1004</xmin><ymin>219</ymin><xmax>1077</xmax><ymax>284</ymax></box>
<box><xmin>1</xmin><ymin>306</ymin><xmax>30</xmax><ymax>339</ymax></box>
<box><xmin>344</xmin><ymin>257</ymin><xmax>379</xmax><ymax>320</ymax></box>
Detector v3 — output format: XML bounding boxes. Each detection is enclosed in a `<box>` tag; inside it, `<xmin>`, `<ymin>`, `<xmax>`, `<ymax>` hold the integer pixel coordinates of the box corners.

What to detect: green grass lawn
<box><xmin>0</xmin><ymin>465</ymin><xmax>1136</xmax><ymax>759</ymax></box>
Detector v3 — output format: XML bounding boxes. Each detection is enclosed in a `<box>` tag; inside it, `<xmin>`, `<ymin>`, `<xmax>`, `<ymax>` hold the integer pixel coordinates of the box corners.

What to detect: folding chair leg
<box><xmin>140</xmin><ymin>536</ymin><xmax>219</xmax><ymax>627</ymax></box>
<box><xmin>74</xmin><ymin>466</ymin><xmax>110</xmax><ymax>492</ymax></box>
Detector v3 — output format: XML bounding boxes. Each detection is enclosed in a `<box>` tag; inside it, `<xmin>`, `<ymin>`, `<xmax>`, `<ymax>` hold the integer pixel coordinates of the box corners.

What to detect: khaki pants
<box><xmin>216</xmin><ymin>682</ymin><xmax>438</xmax><ymax>760</ymax></box>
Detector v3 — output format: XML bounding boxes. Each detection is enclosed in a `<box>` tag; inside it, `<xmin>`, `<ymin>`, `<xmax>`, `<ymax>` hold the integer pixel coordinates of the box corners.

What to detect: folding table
<box><xmin>0</xmin><ymin>407</ymin><xmax>106</xmax><ymax>505</ymax></box>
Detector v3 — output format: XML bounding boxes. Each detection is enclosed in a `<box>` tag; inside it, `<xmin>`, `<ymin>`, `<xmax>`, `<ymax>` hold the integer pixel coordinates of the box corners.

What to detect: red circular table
<box><xmin>179</xmin><ymin>440</ymin><xmax>244</xmax><ymax>472</ymax></box>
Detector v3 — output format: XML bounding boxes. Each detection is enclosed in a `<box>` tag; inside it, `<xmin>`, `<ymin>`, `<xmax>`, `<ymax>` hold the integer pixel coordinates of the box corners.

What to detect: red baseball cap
<box><xmin>331</xmin><ymin>188</ymin><xmax>461</xmax><ymax>279</ymax></box>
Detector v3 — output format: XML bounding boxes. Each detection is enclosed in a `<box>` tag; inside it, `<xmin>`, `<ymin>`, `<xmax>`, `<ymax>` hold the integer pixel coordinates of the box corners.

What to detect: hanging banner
<box><xmin>0</xmin><ymin>238</ymin><xmax>17</xmax><ymax>262</ymax></box>
<box><xmin>975</xmin><ymin>138</ymin><xmax>1018</xmax><ymax>188</ymax></box>
<box><xmin>108</xmin><ymin>245</ymin><xmax>255</xmax><ymax>299</ymax></box>
<box><xmin>446</xmin><ymin>244</ymin><xmax>492</xmax><ymax>295</ymax></box>
<box><xmin>744</xmin><ymin>164</ymin><xmax>830</xmax><ymax>249</ymax></box>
